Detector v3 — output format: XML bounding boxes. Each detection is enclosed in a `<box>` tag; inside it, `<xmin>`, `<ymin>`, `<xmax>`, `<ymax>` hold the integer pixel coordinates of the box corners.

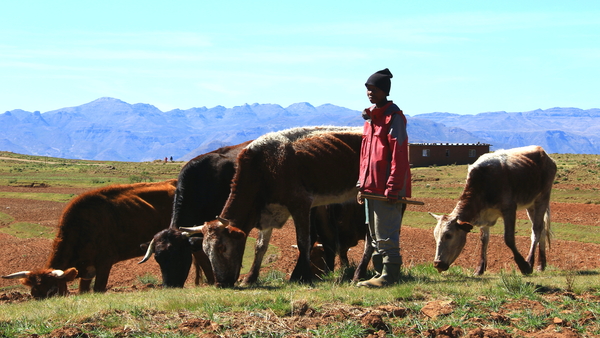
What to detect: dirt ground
<box><xmin>1</xmin><ymin>185</ymin><xmax>600</xmax><ymax>291</ymax></box>
<box><xmin>1</xmin><ymin>184</ymin><xmax>600</xmax><ymax>337</ymax></box>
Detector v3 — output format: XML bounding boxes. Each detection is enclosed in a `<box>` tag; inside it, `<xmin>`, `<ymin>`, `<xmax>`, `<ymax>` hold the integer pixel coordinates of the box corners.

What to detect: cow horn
<box><xmin>2</xmin><ymin>271</ymin><xmax>31</xmax><ymax>279</ymax></box>
<box><xmin>217</xmin><ymin>216</ymin><xmax>230</xmax><ymax>226</ymax></box>
<box><xmin>138</xmin><ymin>238</ymin><xmax>155</xmax><ymax>264</ymax></box>
<box><xmin>179</xmin><ymin>225</ymin><xmax>205</xmax><ymax>235</ymax></box>
<box><xmin>428</xmin><ymin>212</ymin><xmax>443</xmax><ymax>221</ymax></box>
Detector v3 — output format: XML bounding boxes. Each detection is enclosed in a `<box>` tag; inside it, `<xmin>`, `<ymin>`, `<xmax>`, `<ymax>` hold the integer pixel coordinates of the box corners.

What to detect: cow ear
<box><xmin>226</xmin><ymin>226</ymin><xmax>246</xmax><ymax>240</ymax></box>
<box><xmin>188</xmin><ymin>236</ymin><xmax>204</xmax><ymax>251</ymax></box>
<box><xmin>140</xmin><ymin>241</ymin><xmax>150</xmax><ymax>251</ymax></box>
<box><xmin>457</xmin><ymin>221</ymin><xmax>473</xmax><ymax>232</ymax></box>
<box><xmin>63</xmin><ymin>268</ymin><xmax>79</xmax><ymax>281</ymax></box>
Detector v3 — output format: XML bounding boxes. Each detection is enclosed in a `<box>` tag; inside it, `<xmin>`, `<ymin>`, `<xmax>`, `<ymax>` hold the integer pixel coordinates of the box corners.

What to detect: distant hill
<box><xmin>1</xmin><ymin>97</ymin><xmax>598</xmax><ymax>161</ymax></box>
<box><xmin>413</xmin><ymin>108</ymin><xmax>600</xmax><ymax>154</ymax></box>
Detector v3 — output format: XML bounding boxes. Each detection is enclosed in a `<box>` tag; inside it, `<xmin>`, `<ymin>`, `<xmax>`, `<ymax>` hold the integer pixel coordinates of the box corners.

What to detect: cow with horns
<box><xmin>430</xmin><ymin>145</ymin><xmax>557</xmax><ymax>275</ymax></box>
<box><xmin>140</xmin><ymin>138</ymin><xmax>371</xmax><ymax>287</ymax></box>
<box><xmin>2</xmin><ymin>180</ymin><xmax>177</xmax><ymax>298</ymax></box>
<box><xmin>182</xmin><ymin>126</ymin><xmax>364</xmax><ymax>287</ymax></box>
<box><xmin>138</xmin><ymin>142</ymin><xmax>251</xmax><ymax>287</ymax></box>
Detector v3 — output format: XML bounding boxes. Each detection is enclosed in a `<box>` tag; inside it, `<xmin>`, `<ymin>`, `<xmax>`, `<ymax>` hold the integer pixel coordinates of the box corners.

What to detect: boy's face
<box><xmin>366</xmin><ymin>85</ymin><xmax>387</xmax><ymax>105</ymax></box>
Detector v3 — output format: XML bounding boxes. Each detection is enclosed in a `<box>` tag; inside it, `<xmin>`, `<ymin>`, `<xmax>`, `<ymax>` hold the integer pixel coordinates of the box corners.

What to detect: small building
<box><xmin>409</xmin><ymin>143</ymin><xmax>491</xmax><ymax>167</ymax></box>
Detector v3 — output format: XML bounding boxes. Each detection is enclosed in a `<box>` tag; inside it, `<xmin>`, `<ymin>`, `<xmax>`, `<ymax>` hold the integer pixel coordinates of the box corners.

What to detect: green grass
<box><xmin>0</xmin><ymin>212</ymin><xmax>14</xmax><ymax>225</ymax></box>
<box><xmin>0</xmin><ymin>191</ymin><xmax>76</xmax><ymax>203</ymax></box>
<box><xmin>0</xmin><ymin>151</ymin><xmax>183</xmax><ymax>188</ymax></box>
<box><xmin>0</xmin><ymin>222</ymin><xmax>56</xmax><ymax>239</ymax></box>
<box><xmin>1</xmin><ymin>265</ymin><xmax>600</xmax><ymax>336</ymax></box>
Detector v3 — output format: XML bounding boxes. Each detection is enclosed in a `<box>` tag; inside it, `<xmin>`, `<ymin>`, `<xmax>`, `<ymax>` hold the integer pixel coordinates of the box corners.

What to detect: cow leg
<box><xmin>474</xmin><ymin>226</ymin><xmax>490</xmax><ymax>275</ymax></box>
<box><xmin>537</xmin><ymin>209</ymin><xmax>550</xmax><ymax>272</ymax></box>
<box><xmin>338</xmin><ymin>247</ymin><xmax>350</xmax><ymax>268</ymax></box>
<box><xmin>526</xmin><ymin>199</ymin><xmax>550</xmax><ymax>271</ymax></box>
<box><xmin>353</xmin><ymin>231</ymin><xmax>374</xmax><ymax>282</ymax></box>
<box><xmin>241</xmin><ymin>228</ymin><xmax>273</xmax><ymax>285</ymax></box>
<box><xmin>311</xmin><ymin>205</ymin><xmax>336</xmax><ymax>274</ymax></box>
<box><xmin>92</xmin><ymin>264</ymin><xmax>112</xmax><ymax>292</ymax></box>
<box><xmin>79</xmin><ymin>278</ymin><xmax>93</xmax><ymax>293</ymax></box>
<box><xmin>193</xmin><ymin>250</ymin><xmax>215</xmax><ymax>285</ymax></box>
<box><xmin>192</xmin><ymin>257</ymin><xmax>201</xmax><ymax>286</ymax></box>
<box><xmin>289</xmin><ymin>203</ymin><xmax>313</xmax><ymax>283</ymax></box>
<box><xmin>503</xmin><ymin>207</ymin><xmax>532</xmax><ymax>275</ymax></box>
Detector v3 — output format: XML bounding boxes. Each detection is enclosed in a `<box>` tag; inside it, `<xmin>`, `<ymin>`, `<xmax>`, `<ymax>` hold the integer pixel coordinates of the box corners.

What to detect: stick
<box><xmin>361</xmin><ymin>193</ymin><xmax>425</xmax><ymax>205</ymax></box>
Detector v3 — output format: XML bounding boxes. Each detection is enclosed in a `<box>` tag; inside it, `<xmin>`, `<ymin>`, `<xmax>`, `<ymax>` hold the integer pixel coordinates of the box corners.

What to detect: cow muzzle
<box><xmin>433</xmin><ymin>261</ymin><xmax>450</xmax><ymax>273</ymax></box>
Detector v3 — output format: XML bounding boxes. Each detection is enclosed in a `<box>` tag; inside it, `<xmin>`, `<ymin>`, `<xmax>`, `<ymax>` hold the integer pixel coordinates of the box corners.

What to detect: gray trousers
<box><xmin>365</xmin><ymin>199</ymin><xmax>407</xmax><ymax>265</ymax></box>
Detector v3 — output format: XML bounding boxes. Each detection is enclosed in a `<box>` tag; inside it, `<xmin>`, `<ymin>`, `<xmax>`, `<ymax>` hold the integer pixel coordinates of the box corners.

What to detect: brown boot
<box><xmin>356</xmin><ymin>263</ymin><xmax>401</xmax><ymax>288</ymax></box>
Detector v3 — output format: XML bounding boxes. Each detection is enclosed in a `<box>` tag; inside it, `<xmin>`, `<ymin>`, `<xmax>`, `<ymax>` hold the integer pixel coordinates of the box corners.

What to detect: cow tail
<box><xmin>544</xmin><ymin>206</ymin><xmax>552</xmax><ymax>249</ymax></box>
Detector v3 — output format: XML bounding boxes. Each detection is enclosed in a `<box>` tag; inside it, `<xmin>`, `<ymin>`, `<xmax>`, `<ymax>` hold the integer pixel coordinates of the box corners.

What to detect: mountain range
<box><xmin>1</xmin><ymin>97</ymin><xmax>599</xmax><ymax>161</ymax></box>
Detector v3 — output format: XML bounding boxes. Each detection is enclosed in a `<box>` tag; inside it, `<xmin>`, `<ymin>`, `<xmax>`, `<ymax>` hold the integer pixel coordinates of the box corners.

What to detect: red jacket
<box><xmin>358</xmin><ymin>102</ymin><xmax>411</xmax><ymax>199</ymax></box>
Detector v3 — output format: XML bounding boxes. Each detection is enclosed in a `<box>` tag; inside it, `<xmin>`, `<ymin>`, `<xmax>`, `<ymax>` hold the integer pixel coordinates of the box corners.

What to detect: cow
<box><xmin>2</xmin><ymin>179</ymin><xmax>177</xmax><ymax>298</ymax></box>
<box><xmin>138</xmin><ymin>141</ymin><xmax>251</xmax><ymax>287</ymax></box>
<box><xmin>140</xmin><ymin>139</ymin><xmax>371</xmax><ymax>287</ymax></box>
<box><xmin>310</xmin><ymin>202</ymin><xmax>372</xmax><ymax>281</ymax></box>
<box><xmin>429</xmin><ymin>145</ymin><xmax>557</xmax><ymax>275</ymax></box>
<box><xmin>182</xmin><ymin>126</ymin><xmax>364</xmax><ymax>287</ymax></box>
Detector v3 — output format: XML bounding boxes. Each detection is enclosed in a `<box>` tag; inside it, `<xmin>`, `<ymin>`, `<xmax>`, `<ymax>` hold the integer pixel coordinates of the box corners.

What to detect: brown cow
<box><xmin>141</xmin><ymin>140</ymin><xmax>371</xmax><ymax>287</ymax></box>
<box><xmin>183</xmin><ymin>126</ymin><xmax>363</xmax><ymax>287</ymax></box>
<box><xmin>430</xmin><ymin>145</ymin><xmax>556</xmax><ymax>275</ymax></box>
<box><xmin>2</xmin><ymin>180</ymin><xmax>177</xmax><ymax>298</ymax></box>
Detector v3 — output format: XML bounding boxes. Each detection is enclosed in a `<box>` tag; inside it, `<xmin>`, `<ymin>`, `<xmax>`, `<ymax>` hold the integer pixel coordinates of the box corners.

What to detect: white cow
<box><xmin>430</xmin><ymin>145</ymin><xmax>557</xmax><ymax>275</ymax></box>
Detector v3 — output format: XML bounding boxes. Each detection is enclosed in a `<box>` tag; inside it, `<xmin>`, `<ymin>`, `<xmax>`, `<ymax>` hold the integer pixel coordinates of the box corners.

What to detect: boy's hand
<box><xmin>357</xmin><ymin>192</ymin><xmax>364</xmax><ymax>205</ymax></box>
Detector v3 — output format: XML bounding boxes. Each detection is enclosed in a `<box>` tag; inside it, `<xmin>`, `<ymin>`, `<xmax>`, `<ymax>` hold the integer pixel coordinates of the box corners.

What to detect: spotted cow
<box><xmin>430</xmin><ymin>146</ymin><xmax>557</xmax><ymax>275</ymax></box>
<box><xmin>183</xmin><ymin>126</ymin><xmax>363</xmax><ymax>287</ymax></box>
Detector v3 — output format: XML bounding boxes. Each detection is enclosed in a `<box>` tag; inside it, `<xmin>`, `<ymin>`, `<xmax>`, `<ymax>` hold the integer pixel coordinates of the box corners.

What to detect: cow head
<box><xmin>430</xmin><ymin>212</ymin><xmax>473</xmax><ymax>273</ymax></box>
<box><xmin>182</xmin><ymin>217</ymin><xmax>247</xmax><ymax>288</ymax></box>
<box><xmin>139</xmin><ymin>228</ymin><xmax>202</xmax><ymax>288</ymax></box>
<box><xmin>2</xmin><ymin>268</ymin><xmax>78</xmax><ymax>299</ymax></box>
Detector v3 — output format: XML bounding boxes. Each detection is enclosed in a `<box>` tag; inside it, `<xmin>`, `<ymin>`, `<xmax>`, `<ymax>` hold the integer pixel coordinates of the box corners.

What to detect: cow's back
<box><xmin>292</xmin><ymin>131</ymin><xmax>362</xmax><ymax>196</ymax></box>
<box><xmin>465</xmin><ymin>146</ymin><xmax>556</xmax><ymax>207</ymax></box>
<box><xmin>47</xmin><ymin>180</ymin><xmax>176</xmax><ymax>270</ymax></box>
<box><xmin>171</xmin><ymin>142</ymin><xmax>250</xmax><ymax>227</ymax></box>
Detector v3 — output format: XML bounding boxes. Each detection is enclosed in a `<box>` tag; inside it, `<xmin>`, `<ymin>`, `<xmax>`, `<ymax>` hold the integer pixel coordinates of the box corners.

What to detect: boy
<box><xmin>356</xmin><ymin>68</ymin><xmax>411</xmax><ymax>287</ymax></box>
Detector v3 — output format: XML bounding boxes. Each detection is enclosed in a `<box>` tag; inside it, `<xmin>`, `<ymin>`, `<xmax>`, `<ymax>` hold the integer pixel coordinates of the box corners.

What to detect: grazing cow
<box><xmin>2</xmin><ymin>180</ymin><xmax>177</xmax><ymax>298</ymax></box>
<box><xmin>183</xmin><ymin>126</ymin><xmax>363</xmax><ymax>287</ymax></box>
<box><xmin>140</xmin><ymin>140</ymin><xmax>371</xmax><ymax>287</ymax></box>
<box><xmin>138</xmin><ymin>141</ymin><xmax>251</xmax><ymax>287</ymax></box>
<box><xmin>430</xmin><ymin>146</ymin><xmax>557</xmax><ymax>275</ymax></box>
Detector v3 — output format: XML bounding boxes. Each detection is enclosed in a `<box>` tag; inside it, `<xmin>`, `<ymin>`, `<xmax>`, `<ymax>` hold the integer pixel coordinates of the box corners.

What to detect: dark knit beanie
<box><xmin>365</xmin><ymin>68</ymin><xmax>393</xmax><ymax>95</ymax></box>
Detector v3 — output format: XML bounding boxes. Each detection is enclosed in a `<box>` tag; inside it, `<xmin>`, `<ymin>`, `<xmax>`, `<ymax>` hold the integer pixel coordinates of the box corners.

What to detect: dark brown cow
<box><xmin>310</xmin><ymin>202</ymin><xmax>371</xmax><ymax>281</ymax></box>
<box><xmin>2</xmin><ymin>180</ymin><xmax>177</xmax><ymax>298</ymax></box>
<box><xmin>183</xmin><ymin>126</ymin><xmax>363</xmax><ymax>287</ymax></box>
<box><xmin>430</xmin><ymin>146</ymin><xmax>557</xmax><ymax>275</ymax></box>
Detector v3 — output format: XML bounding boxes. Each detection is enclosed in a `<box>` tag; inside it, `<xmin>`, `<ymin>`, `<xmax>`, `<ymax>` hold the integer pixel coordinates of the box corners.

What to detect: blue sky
<box><xmin>1</xmin><ymin>1</ymin><xmax>598</xmax><ymax>115</ymax></box>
